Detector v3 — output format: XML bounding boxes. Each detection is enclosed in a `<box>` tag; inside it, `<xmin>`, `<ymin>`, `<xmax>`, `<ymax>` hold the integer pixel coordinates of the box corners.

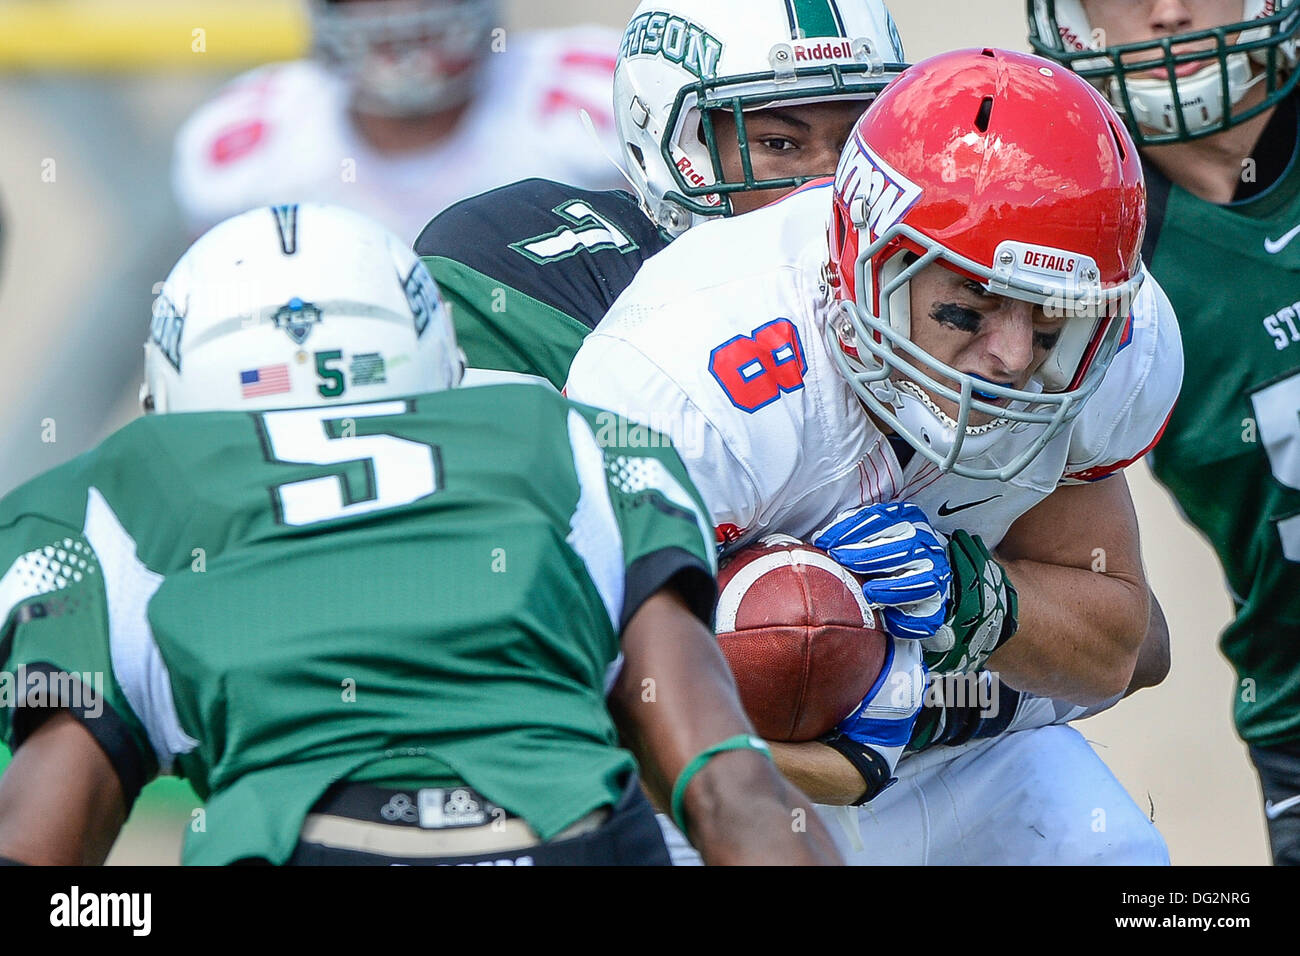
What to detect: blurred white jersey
<box><xmin>173</xmin><ymin>27</ymin><xmax>624</xmax><ymax>242</ymax></box>
<box><xmin>566</xmin><ymin>180</ymin><xmax>1182</xmax><ymax>552</ymax></box>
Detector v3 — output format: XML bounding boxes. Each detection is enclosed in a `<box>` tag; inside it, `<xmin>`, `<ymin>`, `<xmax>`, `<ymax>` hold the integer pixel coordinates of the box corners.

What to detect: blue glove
<box><xmin>813</xmin><ymin>501</ymin><xmax>952</xmax><ymax>640</ymax></box>
<box><xmin>819</xmin><ymin>636</ymin><xmax>926</xmax><ymax>804</ymax></box>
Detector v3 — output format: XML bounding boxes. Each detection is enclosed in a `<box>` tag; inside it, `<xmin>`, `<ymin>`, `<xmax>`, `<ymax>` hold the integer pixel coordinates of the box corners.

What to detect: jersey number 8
<box><xmin>709</xmin><ymin>319</ymin><xmax>808</xmax><ymax>413</ymax></box>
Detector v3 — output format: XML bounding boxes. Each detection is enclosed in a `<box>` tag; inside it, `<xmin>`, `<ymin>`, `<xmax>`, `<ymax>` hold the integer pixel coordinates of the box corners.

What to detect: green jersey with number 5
<box><xmin>0</xmin><ymin>383</ymin><xmax>716</xmax><ymax>864</ymax></box>
<box><xmin>1144</xmin><ymin>154</ymin><xmax>1300</xmax><ymax>747</ymax></box>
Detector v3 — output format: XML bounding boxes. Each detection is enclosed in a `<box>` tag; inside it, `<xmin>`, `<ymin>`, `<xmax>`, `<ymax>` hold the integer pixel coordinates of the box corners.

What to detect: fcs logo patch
<box><xmin>273</xmin><ymin>297</ymin><xmax>322</xmax><ymax>345</ymax></box>
<box><xmin>834</xmin><ymin>134</ymin><xmax>922</xmax><ymax>242</ymax></box>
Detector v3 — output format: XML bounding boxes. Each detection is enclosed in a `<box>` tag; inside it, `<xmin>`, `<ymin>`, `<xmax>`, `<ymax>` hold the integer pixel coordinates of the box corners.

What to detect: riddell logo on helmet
<box><xmin>675</xmin><ymin>155</ymin><xmax>722</xmax><ymax>205</ymax></box>
<box><xmin>1055</xmin><ymin>24</ymin><xmax>1091</xmax><ymax>53</ymax></box>
<box><xmin>792</xmin><ymin>40</ymin><xmax>856</xmax><ymax>62</ymax></box>
<box><xmin>834</xmin><ymin>137</ymin><xmax>922</xmax><ymax>241</ymax></box>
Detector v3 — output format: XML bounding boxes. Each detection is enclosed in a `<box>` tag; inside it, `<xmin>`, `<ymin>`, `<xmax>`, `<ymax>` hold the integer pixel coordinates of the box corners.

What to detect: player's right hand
<box><xmin>813</xmin><ymin>501</ymin><xmax>952</xmax><ymax>640</ymax></box>
<box><xmin>921</xmin><ymin>530</ymin><xmax>1018</xmax><ymax>674</ymax></box>
<box><xmin>818</xmin><ymin>636</ymin><xmax>925</xmax><ymax>804</ymax></box>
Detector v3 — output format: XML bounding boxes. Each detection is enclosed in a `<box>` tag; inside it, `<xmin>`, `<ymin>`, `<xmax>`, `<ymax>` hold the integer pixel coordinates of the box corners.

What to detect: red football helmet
<box><xmin>825</xmin><ymin>47</ymin><xmax>1147</xmax><ymax>480</ymax></box>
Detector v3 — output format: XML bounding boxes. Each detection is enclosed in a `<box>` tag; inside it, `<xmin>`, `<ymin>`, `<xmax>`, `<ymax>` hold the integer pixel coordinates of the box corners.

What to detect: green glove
<box><xmin>922</xmin><ymin>530</ymin><xmax>1018</xmax><ymax>674</ymax></box>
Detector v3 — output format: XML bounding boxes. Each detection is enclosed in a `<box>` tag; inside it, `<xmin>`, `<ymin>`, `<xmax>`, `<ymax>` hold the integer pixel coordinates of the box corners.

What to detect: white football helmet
<box><xmin>143</xmin><ymin>203</ymin><xmax>462</xmax><ymax>414</ymax></box>
<box><xmin>309</xmin><ymin>0</ymin><xmax>499</xmax><ymax>117</ymax></box>
<box><xmin>1029</xmin><ymin>0</ymin><xmax>1300</xmax><ymax>144</ymax></box>
<box><xmin>615</xmin><ymin>0</ymin><xmax>907</xmax><ymax>236</ymax></box>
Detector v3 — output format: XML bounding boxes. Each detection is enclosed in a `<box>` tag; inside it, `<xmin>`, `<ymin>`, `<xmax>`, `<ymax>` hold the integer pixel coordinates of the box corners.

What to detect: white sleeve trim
<box><xmin>565</xmin><ymin>410</ymin><xmax>625</xmax><ymax>634</ymax></box>
<box><xmin>83</xmin><ymin>487</ymin><xmax>198</xmax><ymax>770</ymax></box>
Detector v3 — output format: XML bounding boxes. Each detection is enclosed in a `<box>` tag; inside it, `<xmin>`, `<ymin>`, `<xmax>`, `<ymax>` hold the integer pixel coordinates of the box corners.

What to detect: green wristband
<box><xmin>670</xmin><ymin>733</ymin><xmax>773</xmax><ymax>835</ymax></box>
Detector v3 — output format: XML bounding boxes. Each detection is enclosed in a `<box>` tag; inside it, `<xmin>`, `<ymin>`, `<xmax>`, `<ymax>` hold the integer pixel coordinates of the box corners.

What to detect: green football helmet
<box><xmin>1028</xmin><ymin>0</ymin><xmax>1300</xmax><ymax>145</ymax></box>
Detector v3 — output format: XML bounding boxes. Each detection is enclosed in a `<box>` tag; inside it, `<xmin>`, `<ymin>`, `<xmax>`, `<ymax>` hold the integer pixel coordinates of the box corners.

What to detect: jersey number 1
<box><xmin>1251</xmin><ymin>372</ymin><xmax>1300</xmax><ymax>561</ymax></box>
<box><xmin>258</xmin><ymin>403</ymin><xmax>441</xmax><ymax>527</ymax></box>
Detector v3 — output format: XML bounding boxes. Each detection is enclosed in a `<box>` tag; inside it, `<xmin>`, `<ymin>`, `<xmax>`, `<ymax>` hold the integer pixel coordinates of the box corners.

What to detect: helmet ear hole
<box><xmin>627</xmin><ymin>143</ymin><xmax>647</xmax><ymax>174</ymax></box>
<box><xmin>696</xmin><ymin>114</ymin><xmax>712</xmax><ymax>147</ymax></box>
<box><xmin>975</xmin><ymin>96</ymin><xmax>994</xmax><ymax>133</ymax></box>
<box><xmin>1109</xmin><ymin>120</ymin><xmax>1128</xmax><ymax>161</ymax></box>
<box><xmin>139</xmin><ymin>381</ymin><xmax>158</xmax><ymax>415</ymax></box>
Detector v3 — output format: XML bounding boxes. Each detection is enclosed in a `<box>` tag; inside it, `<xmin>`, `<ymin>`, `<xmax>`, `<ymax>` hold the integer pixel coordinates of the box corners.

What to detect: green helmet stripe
<box><xmin>785</xmin><ymin>0</ymin><xmax>847</xmax><ymax>39</ymax></box>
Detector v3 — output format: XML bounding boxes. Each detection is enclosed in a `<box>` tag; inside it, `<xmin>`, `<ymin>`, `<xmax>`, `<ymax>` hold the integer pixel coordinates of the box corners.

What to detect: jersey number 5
<box><xmin>257</xmin><ymin>403</ymin><xmax>442</xmax><ymax>527</ymax></box>
<box><xmin>1251</xmin><ymin>371</ymin><xmax>1300</xmax><ymax>561</ymax></box>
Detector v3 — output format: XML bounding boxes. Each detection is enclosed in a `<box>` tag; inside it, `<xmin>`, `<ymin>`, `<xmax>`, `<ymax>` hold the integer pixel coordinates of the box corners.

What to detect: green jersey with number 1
<box><xmin>1144</xmin><ymin>149</ymin><xmax>1300</xmax><ymax>747</ymax></box>
<box><xmin>0</xmin><ymin>383</ymin><xmax>716</xmax><ymax>864</ymax></box>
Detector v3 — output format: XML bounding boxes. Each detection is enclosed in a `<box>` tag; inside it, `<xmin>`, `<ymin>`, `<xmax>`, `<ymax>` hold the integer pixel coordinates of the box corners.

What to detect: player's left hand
<box><xmin>813</xmin><ymin>501</ymin><xmax>952</xmax><ymax>640</ymax></box>
<box><xmin>819</xmin><ymin>635</ymin><xmax>926</xmax><ymax>803</ymax></box>
<box><xmin>921</xmin><ymin>530</ymin><xmax>1018</xmax><ymax>673</ymax></box>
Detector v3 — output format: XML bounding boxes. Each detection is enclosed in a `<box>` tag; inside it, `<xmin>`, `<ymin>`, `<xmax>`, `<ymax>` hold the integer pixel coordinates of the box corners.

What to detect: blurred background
<box><xmin>0</xmin><ymin>0</ymin><xmax>1265</xmax><ymax>864</ymax></box>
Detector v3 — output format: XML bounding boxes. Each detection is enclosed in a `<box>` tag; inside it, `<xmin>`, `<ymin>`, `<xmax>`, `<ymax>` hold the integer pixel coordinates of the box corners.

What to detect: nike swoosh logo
<box><xmin>1264</xmin><ymin>223</ymin><xmax>1300</xmax><ymax>254</ymax></box>
<box><xmin>937</xmin><ymin>495</ymin><xmax>1003</xmax><ymax>517</ymax></box>
<box><xmin>1264</xmin><ymin>793</ymin><xmax>1300</xmax><ymax>819</ymax></box>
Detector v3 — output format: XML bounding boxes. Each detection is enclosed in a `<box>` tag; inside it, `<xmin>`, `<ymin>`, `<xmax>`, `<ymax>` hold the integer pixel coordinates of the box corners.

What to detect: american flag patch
<box><xmin>240</xmin><ymin>364</ymin><xmax>291</xmax><ymax>398</ymax></box>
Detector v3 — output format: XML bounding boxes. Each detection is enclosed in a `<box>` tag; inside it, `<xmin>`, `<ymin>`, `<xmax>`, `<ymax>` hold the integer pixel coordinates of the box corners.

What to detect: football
<box><xmin>715</xmin><ymin>534</ymin><xmax>889</xmax><ymax>742</ymax></box>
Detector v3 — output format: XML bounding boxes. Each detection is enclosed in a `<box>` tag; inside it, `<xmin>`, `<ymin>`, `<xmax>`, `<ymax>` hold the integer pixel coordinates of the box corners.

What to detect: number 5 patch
<box><xmin>709</xmin><ymin>318</ymin><xmax>807</xmax><ymax>412</ymax></box>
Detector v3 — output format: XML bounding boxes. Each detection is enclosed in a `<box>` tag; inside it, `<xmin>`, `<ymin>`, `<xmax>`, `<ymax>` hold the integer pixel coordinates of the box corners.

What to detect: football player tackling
<box><xmin>567</xmin><ymin>49</ymin><xmax>1185</xmax><ymax>865</ymax></box>
<box><xmin>1030</xmin><ymin>0</ymin><xmax>1300</xmax><ymax>865</ymax></box>
<box><xmin>0</xmin><ymin>204</ymin><xmax>840</xmax><ymax>866</ymax></box>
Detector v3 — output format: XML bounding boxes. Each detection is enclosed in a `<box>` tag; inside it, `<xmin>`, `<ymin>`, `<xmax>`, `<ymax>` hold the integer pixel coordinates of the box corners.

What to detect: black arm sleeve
<box><xmin>622</xmin><ymin>549</ymin><xmax>717</xmax><ymax>633</ymax></box>
<box><xmin>10</xmin><ymin>663</ymin><xmax>151</xmax><ymax>810</ymax></box>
